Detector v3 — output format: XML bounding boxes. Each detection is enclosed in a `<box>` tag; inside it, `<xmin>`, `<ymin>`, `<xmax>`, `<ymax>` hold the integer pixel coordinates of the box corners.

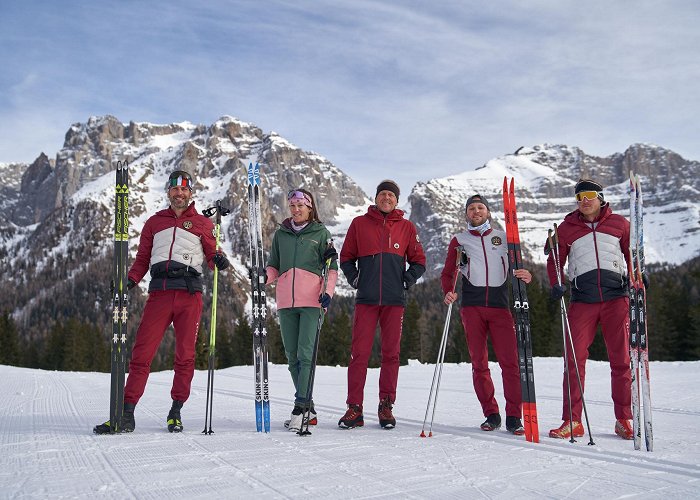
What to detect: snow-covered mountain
<box><xmin>0</xmin><ymin>115</ymin><xmax>370</xmax><ymax>335</ymax></box>
<box><xmin>2</xmin><ymin>117</ymin><xmax>698</xmax><ymax>338</ymax></box>
<box><xmin>410</xmin><ymin>143</ymin><xmax>700</xmax><ymax>277</ymax></box>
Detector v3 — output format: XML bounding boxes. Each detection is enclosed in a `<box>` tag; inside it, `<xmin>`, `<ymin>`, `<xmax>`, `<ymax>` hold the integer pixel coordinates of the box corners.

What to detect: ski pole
<box><xmin>552</xmin><ymin>224</ymin><xmax>594</xmax><ymax>445</ymax></box>
<box><xmin>298</xmin><ymin>239</ymin><xmax>334</xmax><ymax>436</ymax></box>
<box><xmin>549</xmin><ymin>228</ymin><xmax>575</xmax><ymax>442</ymax></box>
<box><xmin>420</xmin><ymin>245</ymin><xmax>463</xmax><ymax>437</ymax></box>
<box><xmin>202</xmin><ymin>200</ymin><xmax>230</xmax><ymax>435</ymax></box>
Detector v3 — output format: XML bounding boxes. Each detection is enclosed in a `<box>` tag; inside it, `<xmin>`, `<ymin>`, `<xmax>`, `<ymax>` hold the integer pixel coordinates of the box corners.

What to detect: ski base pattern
<box><xmin>628</xmin><ymin>171</ymin><xmax>653</xmax><ymax>451</ymax></box>
<box><xmin>248</xmin><ymin>162</ymin><xmax>271</xmax><ymax>433</ymax></box>
<box><xmin>503</xmin><ymin>177</ymin><xmax>539</xmax><ymax>443</ymax></box>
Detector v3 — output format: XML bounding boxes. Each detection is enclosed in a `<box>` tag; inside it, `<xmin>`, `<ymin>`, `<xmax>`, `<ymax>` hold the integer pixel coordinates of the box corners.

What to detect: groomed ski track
<box><xmin>1</xmin><ymin>360</ymin><xmax>698</xmax><ymax>498</ymax></box>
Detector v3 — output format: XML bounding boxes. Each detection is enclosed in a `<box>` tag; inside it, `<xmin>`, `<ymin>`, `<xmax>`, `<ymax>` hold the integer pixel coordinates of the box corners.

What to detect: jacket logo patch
<box><xmin>491</xmin><ymin>236</ymin><xmax>502</xmax><ymax>246</ymax></box>
<box><xmin>183</xmin><ymin>221</ymin><xmax>193</xmax><ymax>230</ymax></box>
<box><xmin>394</xmin><ymin>243</ymin><xmax>400</xmax><ymax>249</ymax></box>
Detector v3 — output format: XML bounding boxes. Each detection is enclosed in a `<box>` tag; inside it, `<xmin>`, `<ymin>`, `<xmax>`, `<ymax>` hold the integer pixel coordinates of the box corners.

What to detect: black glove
<box><xmin>551</xmin><ymin>284</ymin><xmax>566</xmax><ymax>300</ymax></box>
<box><xmin>213</xmin><ymin>253</ymin><xmax>230</xmax><ymax>271</ymax></box>
<box><xmin>127</xmin><ymin>279</ymin><xmax>137</xmax><ymax>291</ymax></box>
<box><xmin>459</xmin><ymin>250</ymin><xmax>468</xmax><ymax>267</ymax></box>
<box><xmin>323</xmin><ymin>246</ymin><xmax>338</xmax><ymax>263</ymax></box>
<box><xmin>641</xmin><ymin>272</ymin><xmax>650</xmax><ymax>290</ymax></box>
<box><xmin>403</xmin><ymin>272</ymin><xmax>417</xmax><ymax>290</ymax></box>
<box><xmin>319</xmin><ymin>293</ymin><xmax>332</xmax><ymax>309</ymax></box>
<box><xmin>350</xmin><ymin>271</ymin><xmax>359</xmax><ymax>289</ymax></box>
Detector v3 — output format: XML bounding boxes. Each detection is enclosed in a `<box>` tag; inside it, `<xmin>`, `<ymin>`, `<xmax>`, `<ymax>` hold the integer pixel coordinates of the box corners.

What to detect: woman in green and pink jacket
<box><xmin>266</xmin><ymin>189</ymin><xmax>338</xmax><ymax>431</ymax></box>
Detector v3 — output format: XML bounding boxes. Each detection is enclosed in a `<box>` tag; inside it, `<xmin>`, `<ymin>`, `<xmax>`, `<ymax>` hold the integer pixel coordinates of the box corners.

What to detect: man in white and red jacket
<box><xmin>441</xmin><ymin>194</ymin><xmax>532</xmax><ymax>435</ymax></box>
<box><xmin>338</xmin><ymin>179</ymin><xmax>426</xmax><ymax>429</ymax></box>
<box><xmin>94</xmin><ymin>170</ymin><xmax>229</xmax><ymax>435</ymax></box>
<box><xmin>547</xmin><ymin>179</ymin><xmax>634</xmax><ymax>440</ymax></box>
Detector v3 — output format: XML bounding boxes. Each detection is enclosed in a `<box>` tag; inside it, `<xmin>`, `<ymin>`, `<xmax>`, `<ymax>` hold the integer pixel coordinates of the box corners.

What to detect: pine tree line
<box><xmin>1</xmin><ymin>258</ymin><xmax>699</xmax><ymax>370</ymax></box>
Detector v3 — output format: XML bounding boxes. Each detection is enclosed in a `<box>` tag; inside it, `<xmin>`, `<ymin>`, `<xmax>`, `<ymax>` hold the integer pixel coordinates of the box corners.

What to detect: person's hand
<box><xmin>551</xmin><ymin>284</ymin><xmax>566</xmax><ymax>300</ymax></box>
<box><xmin>403</xmin><ymin>272</ymin><xmax>417</xmax><ymax>290</ymax></box>
<box><xmin>213</xmin><ymin>253</ymin><xmax>230</xmax><ymax>271</ymax></box>
<box><xmin>444</xmin><ymin>291</ymin><xmax>458</xmax><ymax>305</ymax></box>
<box><xmin>323</xmin><ymin>246</ymin><xmax>338</xmax><ymax>263</ymax></box>
<box><xmin>127</xmin><ymin>279</ymin><xmax>137</xmax><ymax>291</ymax></box>
<box><xmin>350</xmin><ymin>273</ymin><xmax>359</xmax><ymax>289</ymax></box>
<box><xmin>514</xmin><ymin>269</ymin><xmax>532</xmax><ymax>284</ymax></box>
<box><xmin>319</xmin><ymin>293</ymin><xmax>332</xmax><ymax>309</ymax></box>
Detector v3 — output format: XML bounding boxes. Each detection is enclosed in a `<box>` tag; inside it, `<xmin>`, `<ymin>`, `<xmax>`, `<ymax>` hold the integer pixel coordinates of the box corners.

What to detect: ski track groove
<box><xmin>136</xmin><ymin>402</ymin><xmax>293</xmax><ymax>499</ymax></box>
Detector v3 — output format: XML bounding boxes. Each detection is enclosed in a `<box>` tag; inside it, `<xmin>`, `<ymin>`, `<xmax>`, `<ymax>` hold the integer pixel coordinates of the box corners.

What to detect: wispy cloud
<box><xmin>1</xmin><ymin>0</ymin><xmax>698</xmax><ymax>194</ymax></box>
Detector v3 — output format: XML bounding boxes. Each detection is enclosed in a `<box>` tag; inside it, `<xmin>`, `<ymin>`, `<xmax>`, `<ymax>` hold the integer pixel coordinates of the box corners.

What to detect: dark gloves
<box><xmin>641</xmin><ymin>272</ymin><xmax>650</xmax><ymax>290</ymax></box>
<box><xmin>319</xmin><ymin>293</ymin><xmax>332</xmax><ymax>309</ymax></box>
<box><xmin>551</xmin><ymin>284</ymin><xmax>566</xmax><ymax>300</ymax></box>
<box><xmin>459</xmin><ymin>250</ymin><xmax>468</xmax><ymax>267</ymax></box>
<box><xmin>323</xmin><ymin>246</ymin><xmax>338</xmax><ymax>263</ymax></box>
<box><xmin>127</xmin><ymin>279</ymin><xmax>137</xmax><ymax>291</ymax></box>
<box><xmin>403</xmin><ymin>272</ymin><xmax>417</xmax><ymax>290</ymax></box>
<box><xmin>213</xmin><ymin>253</ymin><xmax>230</xmax><ymax>271</ymax></box>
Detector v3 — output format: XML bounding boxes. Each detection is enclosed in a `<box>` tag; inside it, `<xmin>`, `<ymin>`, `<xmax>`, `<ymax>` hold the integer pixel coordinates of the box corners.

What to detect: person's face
<box><xmin>466</xmin><ymin>202</ymin><xmax>489</xmax><ymax>226</ymax></box>
<box><xmin>289</xmin><ymin>200</ymin><xmax>312</xmax><ymax>223</ymax></box>
<box><xmin>375</xmin><ymin>190</ymin><xmax>398</xmax><ymax>214</ymax></box>
<box><xmin>577</xmin><ymin>193</ymin><xmax>602</xmax><ymax>220</ymax></box>
<box><xmin>168</xmin><ymin>185</ymin><xmax>192</xmax><ymax>210</ymax></box>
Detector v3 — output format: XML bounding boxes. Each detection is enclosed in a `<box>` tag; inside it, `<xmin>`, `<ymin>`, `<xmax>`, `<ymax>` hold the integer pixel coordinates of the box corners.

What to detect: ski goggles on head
<box><xmin>168</xmin><ymin>175</ymin><xmax>192</xmax><ymax>190</ymax></box>
<box><xmin>287</xmin><ymin>190</ymin><xmax>313</xmax><ymax>207</ymax></box>
<box><xmin>575</xmin><ymin>190</ymin><xmax>601</xmax><ymax>202</ymax></box>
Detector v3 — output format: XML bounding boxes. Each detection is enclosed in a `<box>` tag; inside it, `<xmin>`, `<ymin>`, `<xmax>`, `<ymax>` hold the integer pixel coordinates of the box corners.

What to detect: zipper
<box><xmin>164</xmin><ymin>220</ymin><xmax>177</xmax><ymax>291</ymax></box>
<box><xmin>590</xmin><ymin>223</ymin><xmax>603</xmax><ymax>301</ymax></box>
<box><xmin>379</xmin><ymin>218</ymin><xmax>386</xmax><ymax>304</ymax></box>
<box><xmin>291</xmin><ymin>233</ymin><xmax>300</xmax><ymax>307</ymax></box>
<box><xmin>481</xmin><ymin>234</ymin><xmax>489</xmax><ymax>306</ymax></box>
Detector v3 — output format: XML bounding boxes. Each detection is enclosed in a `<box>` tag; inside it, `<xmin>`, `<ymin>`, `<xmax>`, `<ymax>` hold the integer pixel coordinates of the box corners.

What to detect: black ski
<box><xmin>110</xmin><ymin>161</ymin><xmax>129</xmax><ymax>433</ymax></box>
<box><xmin>247</xmin><ymin>162</ymin><xmax>270</xmax><ymax>432</ymax></box>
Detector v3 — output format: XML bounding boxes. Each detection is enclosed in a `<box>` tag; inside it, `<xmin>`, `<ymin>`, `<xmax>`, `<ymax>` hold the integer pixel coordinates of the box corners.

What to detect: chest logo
<box><xmin>183</xmin><ymin>221</ymin><xmax>193</xmax><ymax>230</ymax></box>
<box><xmin>394</xmin><ymin>243</ymin><xmax>400</xmax><ymax>249</ymax></box>
<box><xmin>491</xmin><ymin>236</ymin><xmax>502</xmax><ymax>246</ymax></box>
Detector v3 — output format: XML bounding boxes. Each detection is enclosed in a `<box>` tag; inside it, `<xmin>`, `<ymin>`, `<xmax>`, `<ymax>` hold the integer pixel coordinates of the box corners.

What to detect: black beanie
<box><xmin>575</xmin><ymin>178</ymin><xmax>605</xmax><ymax>202</ymax></box>
<box><xmin>465</xmin><ymin>194</ymin><xmax>490</xmax><ymax>211</ymax></box>
<box><xmin>376</xmin><ymin>179</ymin><xmax>400</xmax><ymax>199</ymax></box>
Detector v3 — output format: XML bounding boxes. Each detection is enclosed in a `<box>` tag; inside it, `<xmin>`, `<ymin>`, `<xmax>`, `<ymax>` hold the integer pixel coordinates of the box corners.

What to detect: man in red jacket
<box><xmin>338</xmin><ymin>179</ymin><xmax>426</xmax><ymax>429</ymax></box>
<box><xmin>94</xmin><ymin>170</ymin><xmax>229</xmax><ymax>434</ymax></box>
<box><xmin>547</xmin><ymin>179</ymin><xmax>634</xmax><ymax>440</ymax></box>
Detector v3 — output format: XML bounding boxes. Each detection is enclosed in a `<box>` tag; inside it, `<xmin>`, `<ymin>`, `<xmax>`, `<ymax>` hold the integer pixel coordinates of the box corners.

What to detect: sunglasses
<box><xmin>287</xmin><ymin>190</ymin><xmax>313</xmax><ymax>207</ymax></box>
<box><xmin>575</xmin><ymin>191</ymin><xmax>600</xmax><ymax>202</ymax></box>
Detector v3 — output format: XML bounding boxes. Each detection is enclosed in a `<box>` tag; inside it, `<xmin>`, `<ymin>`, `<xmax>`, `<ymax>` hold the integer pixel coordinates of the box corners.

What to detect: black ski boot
<box><xmin>93</xmin><ymin>420</ymin><xmax>114</xmax><ymax>434</ymax></box>
<box><xmin>93</xmin><ymin>402</ymin><xmax>136</xmax><ymax>434</ymax></box>
<box><xmin>167</xmin><ymin>400</ymin><xmax>184</xmax><ymax>433</ymax></box>
<box><xmin>480</xmin><ymin>413</ymin><xmax>501</xmax><ymax>431</ymax></box>
<box><xmin>121</xmin><ymin>403</ymin><xmax>136</xmax><ymax>433</ymax></box>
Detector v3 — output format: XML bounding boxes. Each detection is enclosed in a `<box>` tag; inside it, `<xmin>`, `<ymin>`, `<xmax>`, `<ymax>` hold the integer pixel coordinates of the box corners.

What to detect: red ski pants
<box><xmin>124</xmin><ymin>290</ymin><xmax>202</xmax><ymax>405</ymax></box>
<box><xmin>561</xmin><ymin>297</ymin><xmax>632</xmax><ymax>421</ymax></box>
<box><xmin>460</xmin><ymin>306</ymin><xmax>521</xmax><ymax>418</ymax></box>
<box><xmin>347</xmin><ymin>304</ymin><xmax>404</xmax><ymax>406</ymax></box>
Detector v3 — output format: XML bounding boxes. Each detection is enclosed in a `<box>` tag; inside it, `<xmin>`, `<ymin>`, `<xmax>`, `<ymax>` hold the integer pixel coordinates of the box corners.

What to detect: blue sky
<box><xmin>1</xmin><ymin>1</ymin><xmax>698</xmax><ymax>195</ymax></box>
